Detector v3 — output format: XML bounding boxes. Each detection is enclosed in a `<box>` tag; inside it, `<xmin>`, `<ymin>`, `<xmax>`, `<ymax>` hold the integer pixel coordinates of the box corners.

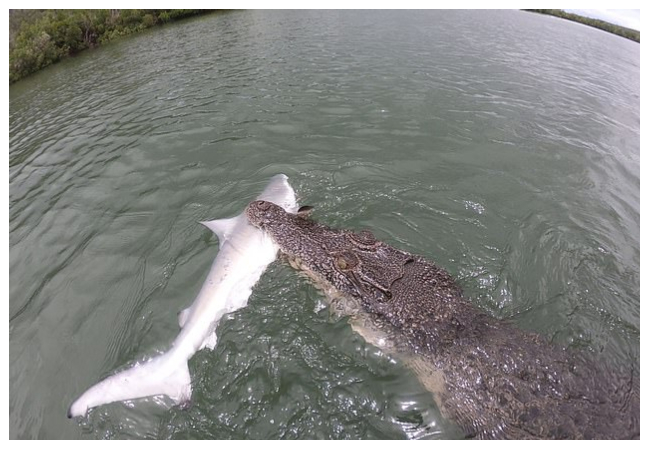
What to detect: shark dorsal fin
<box><xmin>199</xmin><ymin>216</ymin><xmax>241</xmax><ymax>247</ymax></box>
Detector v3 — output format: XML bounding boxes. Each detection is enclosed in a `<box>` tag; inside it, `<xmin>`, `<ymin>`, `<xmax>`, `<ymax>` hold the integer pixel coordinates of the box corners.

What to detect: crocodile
<box><xmin>245</xmin><ymin>200</ymin><xmax>639</xmax><ymax>439</ymax></box>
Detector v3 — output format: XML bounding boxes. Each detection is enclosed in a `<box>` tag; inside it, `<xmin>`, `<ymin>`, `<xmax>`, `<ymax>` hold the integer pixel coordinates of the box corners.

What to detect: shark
<box><xmin>68</xmin><ymin>174</ymin><xmax>298</xmax><ymax>418</ymax></box>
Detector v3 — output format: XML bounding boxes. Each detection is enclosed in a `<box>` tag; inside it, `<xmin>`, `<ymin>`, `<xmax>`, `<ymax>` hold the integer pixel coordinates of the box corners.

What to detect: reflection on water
<box><xmin>9</xmin><ymin>10</ymin><xmax>639</xmax><ymax>439</ymax></box>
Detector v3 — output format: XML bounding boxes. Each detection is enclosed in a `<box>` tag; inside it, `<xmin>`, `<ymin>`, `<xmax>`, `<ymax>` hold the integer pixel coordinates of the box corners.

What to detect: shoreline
<box><xmin>9</xmin><ymin>9</ymin><xmax>224</xmax><ymax>84</ymax></box>
<box><xmin>524</xmin><ymin>9</ymin><xmax>640</xmax><ymax>43</ymax></box>
<box><xmin>10</xmin><ymin>9</ymin><xmax>639</xmax><ymax>85</ymax></box>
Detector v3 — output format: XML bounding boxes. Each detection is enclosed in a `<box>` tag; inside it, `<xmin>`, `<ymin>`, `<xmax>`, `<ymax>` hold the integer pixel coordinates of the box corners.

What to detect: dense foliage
<box><xmin>9</xmin><ymin>9</ymin><xmax>214</xmax><ymax>83</ymax></box>
<box><xmin>525</xmin><ymin>9</ymin><xmax>640</xmax><ymax>43</ymax></box>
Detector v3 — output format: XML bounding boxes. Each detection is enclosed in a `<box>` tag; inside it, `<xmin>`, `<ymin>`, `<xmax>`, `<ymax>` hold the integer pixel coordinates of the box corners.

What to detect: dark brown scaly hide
<box><xmin>246</xmin><ymin>200</ymin><xmax>639</xmax><ymax>439</ymax></box>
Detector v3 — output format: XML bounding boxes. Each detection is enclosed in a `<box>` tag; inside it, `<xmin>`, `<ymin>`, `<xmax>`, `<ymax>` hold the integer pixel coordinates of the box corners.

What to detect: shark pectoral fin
<box><xmin>200</xmin><ymin>332</ymin><xmax>218</xmax><ymax>351</ymax></box>
<box><xmin>67</xmin><ymin>355</ymin><xmax>192</xmax><ymax>418</ymax></box>
<box><xmin>199</xmin><ymin>216</ymin><xmax>241</xmax><ymax>248</ymax></box>
<box><xmin>178</xmin><ymin>307</ymin><xmax>191</xmax><ymax>328</ymax></box>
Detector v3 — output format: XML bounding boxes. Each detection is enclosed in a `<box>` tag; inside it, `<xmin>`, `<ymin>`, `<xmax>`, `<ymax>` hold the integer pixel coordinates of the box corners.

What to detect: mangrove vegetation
<box><xmin>525</xmin><ymin>9</ymin><xmax>640</xmax><ymax>43</ymax></box>
<box><xmin>9</xmin><ymin>9</ymin><xmax>217</xmax><ymax>84</ymax></box>
<box><xmin>10</xmin><ymin>9</ymin><xmax>639</xmax><ymax>84</ymax></box>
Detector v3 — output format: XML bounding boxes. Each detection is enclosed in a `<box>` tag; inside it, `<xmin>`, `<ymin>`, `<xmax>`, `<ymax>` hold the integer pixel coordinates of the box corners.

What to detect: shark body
<box><xmin>68</xmin><ymin>174</ymin><xmax>298</xmax><ymax>418</ymax></box>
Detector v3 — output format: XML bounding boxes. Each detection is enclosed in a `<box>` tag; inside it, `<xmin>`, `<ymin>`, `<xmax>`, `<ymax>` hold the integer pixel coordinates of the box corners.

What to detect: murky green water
<box><xmin>9</xmin><ymin>10</ymin><xmax>639</xmax><ymax>439</ymax></box>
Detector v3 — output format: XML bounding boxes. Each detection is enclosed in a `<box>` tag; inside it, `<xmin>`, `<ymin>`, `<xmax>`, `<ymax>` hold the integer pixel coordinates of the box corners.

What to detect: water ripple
<box><xmin>9</xmin><ymin>10</ymin><xmax>639</xmax><ymax>439</ymax></box>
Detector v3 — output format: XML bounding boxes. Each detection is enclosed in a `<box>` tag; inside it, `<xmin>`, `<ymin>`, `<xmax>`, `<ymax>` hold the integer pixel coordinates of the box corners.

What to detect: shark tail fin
<box><xmin>67</xmin><ymin>353</ymin><xmax>191</xmax><ymax>418</ymax></box>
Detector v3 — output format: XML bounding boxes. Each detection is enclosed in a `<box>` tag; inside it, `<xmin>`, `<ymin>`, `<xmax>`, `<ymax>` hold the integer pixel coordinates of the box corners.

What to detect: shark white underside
<box><xmin>68</xmin><ymin>174</ymin><xmax>298</xmax><ymax>418</ymax></box>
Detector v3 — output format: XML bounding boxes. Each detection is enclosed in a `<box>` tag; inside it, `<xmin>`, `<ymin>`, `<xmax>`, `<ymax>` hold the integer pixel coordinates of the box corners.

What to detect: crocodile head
<box><xmin>245</xmin><ymin>200</ymin><xmax>413</xmax><ymax>308</ymax></box>
<box><xmin>245</xmin><ymin>200</ymin><xmax>641</xmax><ymax>440</ymax></box>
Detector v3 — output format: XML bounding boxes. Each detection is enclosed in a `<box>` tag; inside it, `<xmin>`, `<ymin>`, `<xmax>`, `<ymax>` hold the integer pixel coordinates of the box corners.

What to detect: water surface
<box><xmin>9</xmin><ymin>10</ymin><xmax>639</xmax><ymax>439</ymax></box>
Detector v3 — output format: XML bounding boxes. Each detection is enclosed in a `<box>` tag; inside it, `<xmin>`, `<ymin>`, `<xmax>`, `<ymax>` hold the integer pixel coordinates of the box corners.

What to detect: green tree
<box><xmin>9</xmin><ymin>9</ymin><xmax>216</xmax><ymax>83</ymax></box>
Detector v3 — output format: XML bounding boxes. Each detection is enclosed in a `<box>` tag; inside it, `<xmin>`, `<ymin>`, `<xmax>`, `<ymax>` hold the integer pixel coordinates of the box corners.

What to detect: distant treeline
<box><xmin>9</xmin><ymin>9</ymin><xmax>217</xmax><ymax>84</ymax></box>
<box><xmin>525</xmin><ymin>9</ymin><xmax>640</xmax><ymax>43</ymax></box>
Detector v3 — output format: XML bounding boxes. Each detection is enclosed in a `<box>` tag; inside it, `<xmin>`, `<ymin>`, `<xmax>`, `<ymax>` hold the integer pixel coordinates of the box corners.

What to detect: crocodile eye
<box><xmin>334</xmin><ymin>251</ymin><xmax>358</xmax><ymax>271</ymax></box>
<box><xmin>256</xmin><ymin>200</ymin><xmax>271</xmax><ymax>211</ymax></box>
<box><xmin>347</xmin><ymin>230</ymin><xmax>379</xmax><ymax>249</ymax></box>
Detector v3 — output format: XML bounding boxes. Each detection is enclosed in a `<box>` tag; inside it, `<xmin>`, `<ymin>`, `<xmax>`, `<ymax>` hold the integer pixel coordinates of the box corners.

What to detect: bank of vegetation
<box><xmin>525</xmin><ymin>9</ymin><xmax>640</xmax><ymax>43</ymax></box>
<box><xmin>9</xmin><ymin>9</ymin><xmax>216</xmax><ymax>84</ymax></box>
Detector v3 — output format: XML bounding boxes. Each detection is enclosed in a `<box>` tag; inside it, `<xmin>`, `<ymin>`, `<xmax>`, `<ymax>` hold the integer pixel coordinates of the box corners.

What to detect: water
<box><xmin>9</xmin><ymin>10</ymin><xmax>639</xmax><ymax>439</ymax></box>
